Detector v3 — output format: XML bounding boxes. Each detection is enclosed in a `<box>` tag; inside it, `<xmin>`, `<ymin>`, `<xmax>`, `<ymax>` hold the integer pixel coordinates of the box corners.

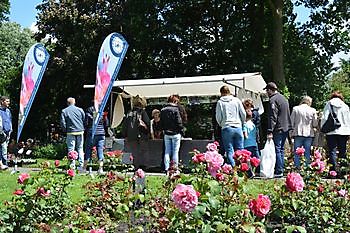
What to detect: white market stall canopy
<box><xmin>83</xmin><ymin>72</ymin><xmax>266</xmax><ymax>98</ymax></box>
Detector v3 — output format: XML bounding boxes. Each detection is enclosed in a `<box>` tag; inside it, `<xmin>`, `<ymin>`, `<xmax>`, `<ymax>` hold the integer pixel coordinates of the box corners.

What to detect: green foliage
<box><xmin>329</xmin><ymin>59</ymin><xmax>350</xmax><ymax>104</ymax></box>
<box><xmin>32</xmin><ymin>143</ymin><xmax>67</xmax><ymax>159</ymax></box>
<box><xmin>0</xmin><ymin>164</ymin><xmax>74</xmax><ymax>232</ymax></box>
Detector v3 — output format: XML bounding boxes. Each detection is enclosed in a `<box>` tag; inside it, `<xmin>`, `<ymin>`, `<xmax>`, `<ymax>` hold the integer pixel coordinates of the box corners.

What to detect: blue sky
<box><xmin>9</xmin><ymin>0</ymin><xmax>347</xmax><ymax>66</ymax></box>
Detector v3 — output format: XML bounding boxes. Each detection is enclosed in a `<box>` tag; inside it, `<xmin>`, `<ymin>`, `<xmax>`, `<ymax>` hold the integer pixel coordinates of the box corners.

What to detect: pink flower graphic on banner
<box><xmin>68</xmin><ymin>151</ymin><xmax>78</xmax><ymax>160</ymax></box>
<box><xmin>248</xmin><ymin>194</ymin><xmax>271</xmax><ymax>218</ymax></box>
<box><xmin>295</xmin><ymin>146</ymin><xmax>305</xmax><ymax>156</ymax></box>
<box><xmin>171</xmin><ymin>184</ymin><xmax>199</xmax><ymax>213</ymax></box>
<box><xmin>20</xmin><ymin>62</ymin><xmax>35</xmax><ymax>114</ymax></box>
<box><xmin>95</xmin><ymin>51</ymin><xmax>111</xmax><ymax>106</ymax></box>
<box><xmin>18</xmin><ymin>173</ymin><xmax>30</xmax><ymax>184</ymax></box>
<box><xmin>204</xmin><ymin>151</ymin><xmax>224</xmax><ymax>176</ymax></box>
<box><xmin>286</xmin><ymin>172</ymin><xmax>304</xmax><ymax>192</ymax></box>
<box><xmin>135</xmin><ymin>168</ymin><xmax>145</xmax><ymax>179</ymax></box>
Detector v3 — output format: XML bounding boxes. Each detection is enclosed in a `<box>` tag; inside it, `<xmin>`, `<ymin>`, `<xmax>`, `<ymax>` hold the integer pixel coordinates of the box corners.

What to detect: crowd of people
<box><xmin>0</xmin><ymin>82</ymin><xmax>349</xmax><ymax>178</ymax></box>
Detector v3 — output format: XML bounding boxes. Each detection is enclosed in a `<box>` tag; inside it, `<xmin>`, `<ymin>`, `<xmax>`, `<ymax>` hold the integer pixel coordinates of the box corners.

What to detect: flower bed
<box><xmin>0</xmin><ymin>143</ymin><xmax>349</xmax><ymax>232</ymax></box>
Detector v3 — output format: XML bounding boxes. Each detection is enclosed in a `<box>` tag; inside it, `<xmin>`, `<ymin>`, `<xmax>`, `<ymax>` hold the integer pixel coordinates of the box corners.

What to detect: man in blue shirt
<box><xmin>0</xmin><ymin>96</ymin><xmax>12</xmax><ymax>170</ymax></box>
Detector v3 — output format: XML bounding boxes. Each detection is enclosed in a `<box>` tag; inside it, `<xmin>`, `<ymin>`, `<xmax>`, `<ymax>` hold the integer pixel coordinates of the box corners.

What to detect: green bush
<box><xmin>32</xmin><ymin>143</ymin><xmax>67</xmax><ymax>160</ymax></box>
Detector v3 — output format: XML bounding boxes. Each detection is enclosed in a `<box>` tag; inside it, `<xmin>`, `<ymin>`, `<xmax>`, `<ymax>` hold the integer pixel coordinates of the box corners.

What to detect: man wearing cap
<box><xmin>264</xmin><ymin>82</ymin><xmax>292</xmax><ymax>178</ymax></box>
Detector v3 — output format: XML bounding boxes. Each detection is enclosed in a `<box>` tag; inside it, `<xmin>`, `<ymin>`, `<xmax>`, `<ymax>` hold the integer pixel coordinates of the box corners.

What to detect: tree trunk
<box><xmin>271</xmin><ymin>0</ymin><xmax>285</xmax><ymax>87</ymax></box>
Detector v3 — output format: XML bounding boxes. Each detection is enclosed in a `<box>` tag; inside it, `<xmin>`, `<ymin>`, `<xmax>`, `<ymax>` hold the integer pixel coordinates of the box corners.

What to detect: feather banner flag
<box><xmin>17</xmin><ymin>43</ymin><xmax>50</xmax><ymax>142</ymax></box>
<box><xmin>92</xmin><ymin>33</ymin><xmax>128</xmax><ymax>137</ymax></box>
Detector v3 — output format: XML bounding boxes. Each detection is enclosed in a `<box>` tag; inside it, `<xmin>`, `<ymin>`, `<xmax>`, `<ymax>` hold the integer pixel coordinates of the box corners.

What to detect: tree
<box><xmin>329</xmin><ymin>59</ymin><xmax>350</xmax><ymax>104</ymax></box>
<box><xmin>0</xmin><ymin>0</ymin><xmax>9</xmax><ymax>22</ymax></box>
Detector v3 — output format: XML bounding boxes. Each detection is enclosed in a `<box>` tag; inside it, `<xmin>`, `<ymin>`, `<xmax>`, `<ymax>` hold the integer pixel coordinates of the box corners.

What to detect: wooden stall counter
<box><xmin>118</xmin><ymin>139</ymin><xmax>211</xmax><ymax>172</ymax></box>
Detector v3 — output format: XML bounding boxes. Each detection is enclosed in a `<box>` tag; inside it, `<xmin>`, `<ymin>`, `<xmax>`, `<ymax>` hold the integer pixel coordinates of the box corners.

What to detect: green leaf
<box><xmin>216</xmin><ymin>223</ymin><xmax>228</xmax><ymax>232</ymax></box>
<box><xmin>208</xmin><ymin>197</ymin><xmax>220</xmax><ymax>209</ymax></box>
<box><xmin>202</xmin><ymin>224</ymin><xmax>212</xmax><ymax>233</ymax></box>
<box><xmin>227</xmin><ymin>205</ymin><xmax>241</xmax><ymax>218</ymax></box>
<box><xmin>292</xmin><ymin>198</ymin><xmax>298</xmax><ymax>210</ymax></box>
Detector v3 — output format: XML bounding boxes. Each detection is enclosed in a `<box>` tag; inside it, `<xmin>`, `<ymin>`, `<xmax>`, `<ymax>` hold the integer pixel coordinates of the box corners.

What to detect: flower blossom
<box><xmin>329</xmin><ymin>171</ymin><xmax>337</xmax><ymax>177</ymax></box>
<box><xmin>221</xmin><ymin>164</ymin><xmax>233</xmax><ymax>174</ymax></box>
<box><xmin>248</xmin><ymin>194</ymin><xmax>271</xmax><ymax>218</ymax></box>
<box><xmin>192</xmin><ymin>153</ymin><xmax>205</xmax><ymax>163</ymax></box>
<box><xmin>313</xmin><ymin>150</ymin><xmax>322</xmax><ymax>160</ymax></box>
<box><xmin>135</xmin><ymin>168</ymin><xmax>145</xmax><ymax>178</ymax></box>
<box><xmin>37</xmin><ymin>187</ymin><xmax>51</xmax><ymax>197</ymax></box>
<box><xmin>250</xmin><ymin>157</ymin><xmax>260</xmax><ymax>167</ymax></box>
<box><xmin>234</xmin><ymin>149</ymin><xmax>251</xmax><ymax>163</ymax></box>
<box><xmin>216</xmin><ymin>173</ymin><xmax>225</xmax><ymax>181</ymax></box>
<box><xmin>295</xmin><ymin>147</ymin><xmax>305</xmax><ymax>156</ymax></box>
<box><xmin>13</xmin><ymin>189</ymin><xmax>25</xmax><ymax>195</ymax></box>
<box><xmin>206</xmin><ymin>142</ymin><xmax>218</xmax><ymax>152</ymax></box>
<box><xmin>286</xmin><ymin>172</ymin><xmax>304</xmax><ymax>192</ymax></box>
<box><xmin>90</xmin><ymin>229</ymin><xmax>105</xmax><ymax>233</ymax></box>
<box><xmin>311</xmin><ymin>160</ymin><xmax>326</xmax><ymax>173</ymax></box>
<box><xmin>67</xmin><ymin>169</ymin><xmax>75</xmax><ymax>177</ymax></box>
<box><xmin>68</xmin><ymin>151</ymin><xmax>78</xmax><ymax>160</ymax></box>
<box><xmin>54</xmin><ymin>160</ymin><xmax>60</xmax><ymax>167</ymax></box>
<box><xmin>171</xmin><ymin>184</ymin><xmax>199</xmax><ymax>213</ymax></box>
<box><xmin>18</xmin><ymin>173</ymin><xmax>30</xmax><ymax>184</ymax></box>
<box><xmin>205</xmin><ymin>151</ymin><xmax>224</xmax><ymax>176</ymax></box>
<box><xmin>240</xmin><ymin>163</ymin><xmax>249</xmax><ymax>172</ymax></box>
<box><xmin>338</xmin><ymin>189</ymin><xmax>347</xmax><ymax>197</ymax></box>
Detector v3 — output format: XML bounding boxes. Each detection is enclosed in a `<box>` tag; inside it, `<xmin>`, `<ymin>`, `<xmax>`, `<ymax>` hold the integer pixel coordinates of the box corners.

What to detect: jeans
<box><xmin>273</xmin><ymin>131</ymin><xmax>288</xmax><ymax>175</ymax></box>
<box><xmin>293</xmin><ymin>136</ymin><xmax>313</xmax><ymax>168</ymax></box>
<box><xmin>221</xmin><ymin>127</ymin><xmax>244</xmax><ymax>166</ymax></box>
<box><xmin>85</xmin><ymin>132</ymin><xmax>105</xmax><ymax>161</ymax></box>
<box><xmin>164</xmin><ymin>134</ymin><xmax>181</xmax><ymax>171</ymax></box>
<box><xmin>66</xmin><ymin>134</ymin><xmax>84</xmax><ymax>168</ymax></box>
<box><xmin>326</xmin><ymin>135</ymin><xmax>349</xmax><ymax>171</ymax></box>
<box><xmin>0</xmin><ymin>137</ymin><xmax>9</xmax><ymax>165</ymax></box>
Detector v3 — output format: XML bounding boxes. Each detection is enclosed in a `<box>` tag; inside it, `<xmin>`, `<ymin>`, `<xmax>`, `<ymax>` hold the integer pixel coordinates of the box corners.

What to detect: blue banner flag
<box><xmin>18</xmin><ymin>43</ymin><xmax>50</xmax><ymax>142</ymax></box>
<box><xmin>92</xmin><ymin>33</ymin><xmax>128</xmax><ymax>137</ymax></box>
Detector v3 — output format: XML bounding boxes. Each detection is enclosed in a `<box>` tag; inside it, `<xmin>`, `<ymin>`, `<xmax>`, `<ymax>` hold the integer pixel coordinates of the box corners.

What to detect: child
<box><xmin>243</xmin><ymin>108</ymin><xmax>260</xmax><ymax>175</ymax></box>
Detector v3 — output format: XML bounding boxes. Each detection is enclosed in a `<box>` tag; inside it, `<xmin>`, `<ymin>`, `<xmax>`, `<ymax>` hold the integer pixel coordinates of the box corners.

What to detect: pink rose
<box><xmin>311</xmin><ymin>160</ymin><xmax>326</xmax><ymax>173</ymax></box>
<box><xmin>37</xmin><ymin>187</ymin><xmax>51</xmax><ymax>197</ymax></box>
<box><xmin>234</xmin><ymin>149</ymin><xmax>251</xmax><ymax>163</ymax></box>
<box><xmin>90</xmin><ymin>229</ymin><xmax>105</xmax><ymax>233</ymax></box>
<box><xmin>250</xmin><ymin>157</ymin><xmax>260</xmax><ymax>167</ymax></box>
<box><xmin>295</xmin><ymin>147</ymin><xmax>305</xmax><ymax>156</ymax></box>
<box><xmin>106</xmin><ymin>151</ymin><xmax>115</xmax><ymax>157</ymax></box>
<box><xmin>135</xmin><ymin>168</ymin><xmax>145</xmax><ymax>178</ymax></box>
<box><xmin>192</xmin><ymin>153</ymin><xmax>205</xmax><ymax>164</ymax></box>
<box><xmin>13</xmin><ymin>189</ymin><xmax>24</xmax><ymax>195</ymax></box>
<box><xmin>248</xmin><ymin>194</ymin><xmax>271</xmax><ymax>218</ymax></box>
<box><xmin>240</xmin><ymin>163</ymin><xmax>249</xmax><ymax>172</ymax></box>
<box><xmin>329</xmin><ymin>171</ymin><xmax>337</xmax><ymax>177</ymax></box>
<box><xmin>171</xmin><ymin>184</ymin><xmax>199</xmax><ymax>213</ymax></box>
<box><xmin>205</xmin><ymin>151</ymin><xmax>224</xmax><ymax>176</ymax></box>
<box><xmin>286</xmin><ymin>172</ymin><xmax>304</xmax><ymax>192</ymax></box>
<box><xmin>313</xmin><ymin>150</ymin><xmax>322</xmax><ymax>160</ymax></box>
<box><xmin>68</xmin><ymin>151</ymin><xmax>78</xmax><ymax>160</ymax></box>
<box><xmin>206</xmin><ymin>142</ymin><xmax>218</xmax><ymax>152</ymax></box>
<box><xmin>54</xmin><ymin>160</ymin><xmax>60</xmax><ymax>167</ymax></box>
<box><xmin>317</xmin><ymin>185</ymin><xmax>324</xmax><ymax>193</ymax></box>
<box><xmin>216</xmin><ymin>173</ymin><xmax>225</xmax><ymax>181</ymax></box>
<box><xmin>92</xmin><ymin>146</ymin><xmax>97</xmax><ymax>152</ymax></box>
<box><xmin>221</xmin><ymin>164</ymin><xmax>233</xmax><ymax>174</ymax></box>
<box><xmin>18</xmin><ymin>173</ymin><xmax>30</xmax><ymax>184</ymax></box>
<box><xmin>338</xmin><ymin>189</ymin><xmax>347</xmax><ymax>197</ymax></box>
<box><xmin>67</xmin><ymin>169</ymin><xmax>75</xmax><ymax>177</ymax></box>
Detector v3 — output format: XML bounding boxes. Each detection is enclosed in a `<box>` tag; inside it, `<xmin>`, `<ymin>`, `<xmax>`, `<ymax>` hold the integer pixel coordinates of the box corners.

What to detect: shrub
<box><xmin>32</xmin><ymin>143</ymin><xmax>67</xmax><ymax>159</ymax></box>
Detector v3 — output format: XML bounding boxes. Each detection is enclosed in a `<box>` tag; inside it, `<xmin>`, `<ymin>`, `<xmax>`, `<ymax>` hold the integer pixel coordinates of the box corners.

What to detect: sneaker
<box><xmin>274</xmin><ymin>173</ymin><xmax>283</xmax><ymax>178</ymax></box>
<box><xmin>1</xmin><ymin>165</ymin><xmax>8</xmax><ymax>170</ymax></box>
<box><xmin>97</xmin><ymin>169</ymin><xmax>106</xmax><ymax>175</ymax></box>
<box><xmin>77</xmin><ymin>167</ymin><xmax>87</xmax><ymax>174</ymax></box>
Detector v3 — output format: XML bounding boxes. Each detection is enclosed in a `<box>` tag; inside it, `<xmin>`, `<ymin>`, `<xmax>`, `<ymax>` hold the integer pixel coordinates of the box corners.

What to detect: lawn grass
<box><xmin>0</xmin><ymin>170</ymin><xmax>280</xmax><ymax>209</ymax></box>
